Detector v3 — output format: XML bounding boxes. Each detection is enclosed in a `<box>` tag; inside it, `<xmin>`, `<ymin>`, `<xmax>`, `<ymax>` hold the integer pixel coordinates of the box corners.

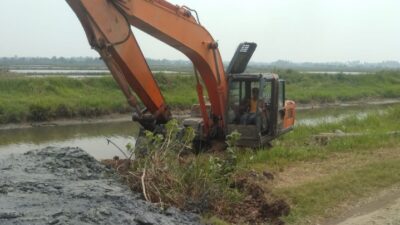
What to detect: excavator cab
<box><xmin>225</xmin><ymin>43</ymin><xmax>296</xmax><ymax>147</ymax></box>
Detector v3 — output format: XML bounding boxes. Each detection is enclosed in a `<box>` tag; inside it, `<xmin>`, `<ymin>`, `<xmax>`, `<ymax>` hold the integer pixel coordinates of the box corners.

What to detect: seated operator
<box><xmin>240</xmin><ymin>87</ymin><xmax>260</xmax><ymax>125</ymax></box>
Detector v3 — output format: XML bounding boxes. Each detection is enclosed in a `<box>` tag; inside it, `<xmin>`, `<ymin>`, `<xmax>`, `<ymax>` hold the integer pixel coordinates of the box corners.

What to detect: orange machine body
<box><xmin>283</xmin><ymin>100</ymin><xmax>296</xmax><ymax>129</ymax></box>
<box><xmin>67</xmin><ymin>0</ymin><xmax>227</xmax><ymax>134</ymax></box>
<box><xmin>67</xmin><ymin>0</ymin><xmax>296</xmax><ymax>146</ymax></box>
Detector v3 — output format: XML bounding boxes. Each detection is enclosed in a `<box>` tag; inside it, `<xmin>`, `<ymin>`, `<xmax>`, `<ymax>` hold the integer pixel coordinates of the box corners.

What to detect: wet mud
<box><xmin>0</xmin><ymin>147</ymin><xmax>200</xmax><ymax>225</ymax></box>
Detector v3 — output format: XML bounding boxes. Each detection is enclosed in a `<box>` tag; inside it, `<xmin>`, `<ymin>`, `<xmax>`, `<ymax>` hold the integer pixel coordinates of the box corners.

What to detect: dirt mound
<box><xmin>0</xmin><ymin>147</ymin><xmax>200</xmax><ymax>225</ymax></box>
<box><xmin>227</xmin><ymin>176</ymin><xmax>290</xmax><ymax>225</ymax></box>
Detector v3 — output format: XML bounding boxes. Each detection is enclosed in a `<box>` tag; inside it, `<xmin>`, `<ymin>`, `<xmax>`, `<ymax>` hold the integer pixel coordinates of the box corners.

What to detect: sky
<box><xmin>0</xmin><ymin>0</ymin><xmax>399</xmax><ymax>62</ymax></box>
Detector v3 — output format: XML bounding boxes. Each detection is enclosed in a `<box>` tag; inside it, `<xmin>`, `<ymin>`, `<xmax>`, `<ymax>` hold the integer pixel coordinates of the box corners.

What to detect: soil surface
<box><xmin>0</xmin><ymin>147</ymin><xmax>200</xmax><ymax>225</ymax></box>
<box><xmin>324</xmin><ymin>187</ymin><xmax>400</xmax><ymax>225</ymax></box>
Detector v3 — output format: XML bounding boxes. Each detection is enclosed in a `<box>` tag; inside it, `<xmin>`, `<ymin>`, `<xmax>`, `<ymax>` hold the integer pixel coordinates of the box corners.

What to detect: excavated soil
<box><xmin>0</xmin><ymin>147</ymin><xmax>201</xmax><ymax>225</ymax></box>
<box><xmin>227</xmin><ymin>176</ymin><xmax>290</xmax><ymax>225</ymax></box>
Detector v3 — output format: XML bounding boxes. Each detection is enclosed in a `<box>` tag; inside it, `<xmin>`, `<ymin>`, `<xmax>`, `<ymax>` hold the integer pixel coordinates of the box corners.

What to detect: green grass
<box><xmin>280</xmin><ymin>159</ymin><xmax>400</xmax><ymax>224</ymax></box>
<box><xmin>280</xmin><ymin>70</ymin><xmax>400</xmax><ymax>104</ymax></box>
<box><xmin>155</xmin><ymin>74</ymin><xmax>197</xmax><ymax>108</ymax></box>
<box><xmin>0</xmin><ymin>76</ymin><xmax>127</xmax><ymax>123</ymax></box>
<box><xmin>0</xmin><ymin>70</ymin><xmax>399</xmax><ymax>124</ymax></box>
<box><xmin>0</xmin><ymin>73</ymin><xmax>197</xmax><ymax>123</ymax></box>
<box><xmin>236</xmin><ymin>105</ymin><xmax>400</xmax><ymax>224</ymax></box>
<box><xmin>241</xmin><ymin>106</ymin><xmax>399</xmax><ymax>170</ymax></box>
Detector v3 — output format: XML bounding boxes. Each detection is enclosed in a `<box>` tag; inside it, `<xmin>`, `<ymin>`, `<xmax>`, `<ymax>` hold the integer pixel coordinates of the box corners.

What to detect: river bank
<box><xmin>0</xmin><ymin>70</ymin><xmax>399</xmax><ymax>124</ymax></box>
<box><xmin>0</xmin><ymin>98</ymin><xmax>398</xmax><ymax>131</ymax></box>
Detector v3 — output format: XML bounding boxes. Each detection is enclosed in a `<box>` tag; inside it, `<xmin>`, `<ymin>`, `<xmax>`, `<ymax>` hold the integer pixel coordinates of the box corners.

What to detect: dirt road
<box><xmin>325</xmin><ymin>188</ymin><xmax>400</xmax><ymax>225</ymax></box>
<box><xmin>0</xmin><ymin>147</ymin><xmax>200</xmax><ymax>225</ymax></box>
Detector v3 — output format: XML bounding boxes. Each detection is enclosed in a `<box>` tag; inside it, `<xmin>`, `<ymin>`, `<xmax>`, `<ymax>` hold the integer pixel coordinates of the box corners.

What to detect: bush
<box><xmin>55</xmin><ymin>104</ymin><xmax>74</xmax><ymax>118</ymax></box>
<box><xmin>28</xmin><ymin>104</ymin><xmax>53</xmax><ymax>121</ymax></box>
<box><xmin>122</xmin><ymin>120</ymin><xmax>240</xmax><ymax>212</ymax></box>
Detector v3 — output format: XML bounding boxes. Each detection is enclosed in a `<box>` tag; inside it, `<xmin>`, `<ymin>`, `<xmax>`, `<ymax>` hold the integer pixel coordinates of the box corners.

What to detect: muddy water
<box><xmin>0</xmin><ymin>102</ymin><xmax>398</xmax><ymax>160</ymax></box>
<box><xmin>0</xmin><ymin>121</ymin><xmax>138</xmax><ymax>159</ymax></box>
<box><xmin>297</xmin><ymin>111</ymin><xmax>370</xmax><ymax>127</ymax></box>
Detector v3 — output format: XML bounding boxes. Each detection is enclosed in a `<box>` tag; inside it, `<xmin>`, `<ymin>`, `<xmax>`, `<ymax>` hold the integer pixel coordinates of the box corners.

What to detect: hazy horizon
<box><xmin>1</xmin><ymin>56</ymin><xmax>400</xmax><ymax>65</ymax></box>
<box><xmin>0</xmin><ymin>0</ymin><xmax>399</xmax><ymax>63</ymax></box>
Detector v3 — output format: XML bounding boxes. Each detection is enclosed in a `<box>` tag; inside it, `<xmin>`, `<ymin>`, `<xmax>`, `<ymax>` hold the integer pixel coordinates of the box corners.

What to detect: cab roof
<box><xmin>228</xmin><ymin>73</ymin><xmax>280</xmax><ymax>81</ymax></box>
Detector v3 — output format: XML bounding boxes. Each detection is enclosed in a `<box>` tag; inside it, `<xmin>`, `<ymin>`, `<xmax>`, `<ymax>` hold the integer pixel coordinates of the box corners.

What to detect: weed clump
<box><xmin>122</xmin><ymin>120</ymin><xmax>238</xmax><ymax>212</ymax></box>
<box><xmin>105</xmin><ymin>120</ymin><xmax>290</xmax><ymax>224</ymax></box>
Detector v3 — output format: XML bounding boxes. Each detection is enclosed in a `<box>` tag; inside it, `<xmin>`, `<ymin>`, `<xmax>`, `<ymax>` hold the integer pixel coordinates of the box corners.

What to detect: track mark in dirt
<box><xmin>323</xmin><ymin>186</ymin><xmax>400</xmax><ymax>225</ymax></box>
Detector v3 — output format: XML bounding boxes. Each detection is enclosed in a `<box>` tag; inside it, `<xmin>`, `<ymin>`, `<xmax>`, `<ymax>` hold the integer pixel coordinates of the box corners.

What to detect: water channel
<box><xmin>0</xmin><ymin>102</ymin><xmax>398</xmax><ymax>160</ymax></box>
<box><xmin>0</xmin><ymin>121</ymin><xmax>139</xmax><ymax>159</ymax></box>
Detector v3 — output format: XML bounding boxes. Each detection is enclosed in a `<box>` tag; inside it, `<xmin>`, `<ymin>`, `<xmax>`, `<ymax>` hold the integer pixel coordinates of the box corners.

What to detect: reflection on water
<box><xmin>296</xmin><ymin>103</ymin><xmax>399</xmax><ymax>127</ymax></box>
<box><xmin>0</xmin><ymin>121</ymin><xmax>139</xmax><ymax>159</ymax></box>
<box><xmin>297</xmin><ymin>112</ymin><xmax>369</xmax><ymax>126</ymax></box>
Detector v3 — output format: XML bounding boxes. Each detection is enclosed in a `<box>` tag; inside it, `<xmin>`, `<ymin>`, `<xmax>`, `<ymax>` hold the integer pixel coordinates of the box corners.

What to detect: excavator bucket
<box><xmin>226</xmin><ymin>42</ymin><xmax>257</xmax><ymax>74</ymax></box>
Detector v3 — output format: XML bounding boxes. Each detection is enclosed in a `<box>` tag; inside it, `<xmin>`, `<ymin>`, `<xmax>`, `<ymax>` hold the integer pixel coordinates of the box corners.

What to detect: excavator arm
<box><xmin>67</xmin><ymin>0</ymin><xmax>227</xmax><ymax>134</ymax></box>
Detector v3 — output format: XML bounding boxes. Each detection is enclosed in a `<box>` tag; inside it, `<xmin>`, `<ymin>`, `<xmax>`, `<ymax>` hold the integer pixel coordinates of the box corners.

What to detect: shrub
<box><xmin>28</xmin><ymin>104</ymin><xmax>53</xmax><ymax>121</ymax></box>
<box><xmin>122</xmin><ymin>120</ymin><xmax>239</xmax><ymax>212</ymax></box>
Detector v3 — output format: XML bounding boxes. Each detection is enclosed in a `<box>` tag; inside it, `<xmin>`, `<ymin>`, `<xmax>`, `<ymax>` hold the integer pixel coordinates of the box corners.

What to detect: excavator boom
<box><xmin>67</xmin><ymin>0</ymin><xmax>227</xmax><ymax>133</ymax></box>
<box><xmin>68</xmin><ymin>0</ymin><xmax>296</xmax><ymax>147</ymax></box>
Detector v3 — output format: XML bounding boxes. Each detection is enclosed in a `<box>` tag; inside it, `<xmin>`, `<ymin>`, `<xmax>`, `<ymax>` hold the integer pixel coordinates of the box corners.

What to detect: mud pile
<box><xmin>0</xmin><ymin>147</ymin><xmax>200</xmax><ymax>225</ymax></box>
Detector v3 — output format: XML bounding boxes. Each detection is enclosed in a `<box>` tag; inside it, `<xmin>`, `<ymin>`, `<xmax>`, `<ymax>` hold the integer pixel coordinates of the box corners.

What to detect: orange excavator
<box><xmin>67</xmin><ymin>0</ymin><xmax>296</xmax><ymax>148</ymax></box>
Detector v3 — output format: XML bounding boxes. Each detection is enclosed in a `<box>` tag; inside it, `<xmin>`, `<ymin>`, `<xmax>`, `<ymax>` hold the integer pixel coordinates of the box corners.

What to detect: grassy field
<box><xmin>0</xmin><ymin>70</ymin><xmax>399</xmax><ymax>124</ymax></box>
<box><xmin>0</xmin><ymin>73</ymin><xmax>196</xmax><ymax>123</ymax></box>
<box><xmin>197</xmin><ymin>104</ymin><xmax>400</xmax><ymax>224</ymax></box>
<box><xmin>279</xmin><ymin>70</ymin><xmax>400</xmax><ymax>103</ymax></box>
<box><xmin>237</xmin><ymin>105</ymin><xmax>400</xmax><ymax>224</ymax></box>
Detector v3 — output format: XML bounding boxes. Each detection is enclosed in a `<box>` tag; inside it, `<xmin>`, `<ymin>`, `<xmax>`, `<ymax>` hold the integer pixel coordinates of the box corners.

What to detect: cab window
<box><xmin>263</xmin><ymin>81</ymin><xmax>272</xmax><ymax>104</ymax></box>
<box><xmin>228</xmin><ymin>80</ymin><xmax>260</xmax><ymax>124</ymax></box>
<box><xmin>278</xmin><ymin>80</ymin><xmax>285</xmax><ymax>108</ymax></box>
